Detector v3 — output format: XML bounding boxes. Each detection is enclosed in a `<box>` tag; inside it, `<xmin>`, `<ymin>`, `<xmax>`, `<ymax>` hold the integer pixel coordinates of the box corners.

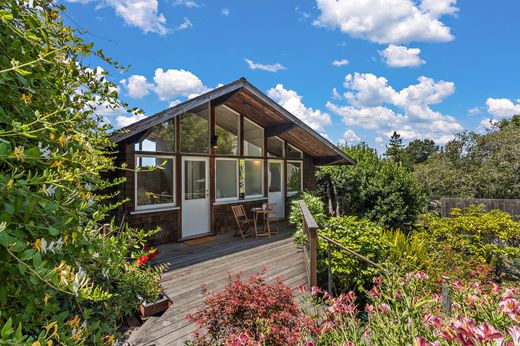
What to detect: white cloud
<box><xmin>486</xmin><ymin>98</ymin><xmax>520</xmax><ymax>118</ymax></box>
<box><xmin>169</xmin><ymin>99</ymin><xmax>183</xmax><ymax>107</ymax></box>
<box><xmin>152</xmin><ymin>68</ymin><xmax>207</xmax><ymax>101</ymax></box>
<box><xmin>175</xmin><ymin>17</ymin><xmax>192</xmax><ymax>31</ymax></box>
<box><xmin>221</xmin><ymin>8</ymin><xmax>229</xmax><ymax>16</ymax></box>
<box><xmin>478</xmin><ymin>117</ymin><xmax>495</xmax><ymax>132</ymax></box>
<box><xmin>327</xmin><ymin>72</ymin><xmax>462</xmax><ymax>144</ymax></box>
<box><xmin>379</xmin><ymin>44</ymin><xmax>425</xmax><ymax>67</ymax></box>
<box><xmin>268</xmin><ymin>84</ymin><xmax>331</xmax><ymax>131</ymax></box>
<box><xmin>468</xmin><ymin>107</ymin><xmax>481</xmax><ymax>116</ymax></box>
<box><xmin>340</xmin><ymin>129</ymin><xmax>361</xmax><ymax>145</ymax></box>
<box><xmin>120</xmin><ymin>75</ymin><xmax>153</xmax><ymax>98</ymax></box>
<box><xmin>245</xmin><ymin>58</ymin><xmax>286</xmax><ymax>73</ymax></box>
<box><xmin>331</xmin><ymin>87</ymin><xmax>342</xmax><ymax>100</ymax></box>
<box><xmin>332</xmin><ymin>59</ymin><xmax>349</xmax><ymax>67</ymax></box>
<box><xmin>105</xmin><ymin>0</ymin><xmax>168</xmax><ymax>35</ymax></box>
<box><xmin>313</xmin><ymin>0</ymin><xmax>457</xmax><ymax>44</ymax></box>
<box><xmin>173</xmin><ymin>0</ymin><xmax>200</xmax><ymax>8</ymax></box>
<box><xmin>116</xmin><ymin>113</ymin><xmax>147</xmax><ymax>127</ymax></box>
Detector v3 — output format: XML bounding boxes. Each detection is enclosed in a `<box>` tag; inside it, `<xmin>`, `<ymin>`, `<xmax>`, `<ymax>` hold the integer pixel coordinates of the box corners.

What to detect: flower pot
<box><xmin>139</xmin><ymin>293</ymin><xmax>172</xmax><ymax>318</ymax></box>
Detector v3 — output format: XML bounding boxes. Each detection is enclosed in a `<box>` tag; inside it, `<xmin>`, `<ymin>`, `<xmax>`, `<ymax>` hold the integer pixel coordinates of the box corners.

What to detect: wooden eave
<box><xmin>110</xmin><ymin>78</ymin><xmax>355</xmax><ymax>166</ymax></box>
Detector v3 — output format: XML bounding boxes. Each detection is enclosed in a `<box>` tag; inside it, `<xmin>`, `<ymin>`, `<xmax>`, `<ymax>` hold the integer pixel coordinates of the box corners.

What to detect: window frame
<box><xmin>286</xmin><ymin>160</ymin><xmax>303</xmax><ymax>197</ymax></box>
<box><xmin>267</xmin><ymin>136</ymin><xmax>285</xmax><ymax>158</ymax></box>
<box><xmin>286</xmin><ymin>143</ymin><xmax>303</xmax><ymax>159</ymax></box>
<box><xmin>134</xmin><ymin>154</ymin><xmax>176</xmax><ymax>211</ymax></box>
<box><xmin>215</xmin><ymin>105</ymin><xmax>240</xmax><ymax>156</ymax></box>
<box><xmin>215</xmin><ymin>157</ymin><xmax>240</xmax><ymax>202</ymax></box>
<box><xmin>179</xmin><ymin>106</ymin><xmax>210</xmax><ymax>154</ymax></box>
<box><xmin>243</xmin><ymin>117</ymin><xmax>264</xmax><ymax>157</ymax></box>
<box><xmin>243</xmin><ymin>158</ymin><xmax>264</xmax><ymax>199</ymax></box>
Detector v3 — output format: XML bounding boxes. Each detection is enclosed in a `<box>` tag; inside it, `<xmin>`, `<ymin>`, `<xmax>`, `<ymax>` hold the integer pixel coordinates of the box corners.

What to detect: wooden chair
<box><xmin>265</xmin><ymin>202</ymin><xmax>283</xmax><ymax>234</ymax></box>
<box><xmin>231</xmin><ymin>205</ymin><xmax>253</xmax><ymax>240</ymax></box>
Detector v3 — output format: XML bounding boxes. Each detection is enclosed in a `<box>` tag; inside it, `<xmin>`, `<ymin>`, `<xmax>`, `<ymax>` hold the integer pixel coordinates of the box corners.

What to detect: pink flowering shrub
<box><xmin>186</xmin><ymin>270</ymin><xmax>319</xmax><ymax>345</ymax></box>
<box><xmin>311</xmin><ymin>267</ymin><xmax>520</xmax><ymax>345</ymax></box>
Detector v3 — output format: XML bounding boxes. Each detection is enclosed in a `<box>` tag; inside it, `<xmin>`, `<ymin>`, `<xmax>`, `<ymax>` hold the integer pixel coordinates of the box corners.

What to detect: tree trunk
<box><xmin>326</xmin><ymin>179</ymin><xmax>334</xmax><ymax>216</ymax></box>
<box><xmin>332</xmin><ymin>181</ymin><xmax>340</xmax><ymax>216</ymax></box>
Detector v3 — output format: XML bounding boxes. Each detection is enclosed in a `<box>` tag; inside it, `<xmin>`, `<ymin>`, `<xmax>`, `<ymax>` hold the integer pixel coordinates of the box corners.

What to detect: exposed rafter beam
<box><xmin>265</xmin><ymin>123</ymin><xmax>297</xmax><ymax>137</ymax></box>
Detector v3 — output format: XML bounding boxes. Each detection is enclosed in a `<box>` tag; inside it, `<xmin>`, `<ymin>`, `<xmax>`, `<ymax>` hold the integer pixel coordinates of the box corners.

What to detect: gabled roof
<box><xmin>110</xmin><ymin>78</ymin><xmax>355</xmax><ymax>165</ymax></box>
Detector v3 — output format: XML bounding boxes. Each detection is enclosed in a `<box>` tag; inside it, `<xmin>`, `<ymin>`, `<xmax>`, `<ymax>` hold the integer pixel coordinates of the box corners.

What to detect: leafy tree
<box><xmin>401</xmin><ymin>139</ymin><xmax>438</xmax><ymax>169</ymax></box>
<box><xmin>385</xmin><ymin>131</ymin><xmax>404</xmax><ymax>163</ymax></box>
<box><xmin>0</xmin><ymin>1</ymin><xmax>161</xmax><ymax>343</ymax></box>
<box><xmin>317</xmin><ymin>143</ymin><xmax>426</xmax><ymax>230</ymax></box>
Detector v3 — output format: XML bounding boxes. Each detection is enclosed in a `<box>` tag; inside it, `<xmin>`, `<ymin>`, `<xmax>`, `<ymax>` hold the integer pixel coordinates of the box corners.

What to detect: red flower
<box><xmin>137</xmin><ymin>255</ymin><xmax>148</xmax><ymax>265</ymax></box>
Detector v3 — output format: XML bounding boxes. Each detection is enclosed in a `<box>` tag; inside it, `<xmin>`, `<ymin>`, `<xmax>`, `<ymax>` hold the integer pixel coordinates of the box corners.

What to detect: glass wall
<box><xmin>286</xmin><ymin>143</ymin><xmax>303</xmax><ymax>159</ymax></box>
<box><xmin>267</xmin><ymin>137</ymin><xmax>284</xmax><ymax>157</ymax></box>
<box><xmin>244</xmin><ymin>118</ymin><xmax>263</xmax><ymax>156</ymax></box>
<box><xmin>135</xmin><ymin>121</ymin><xmax>175</xmax><ymax>152</ymax></box>
<box><xmin>215</xmin><ymin>105</ymin><xmax>239</xmax><ymax>155</ymax></box>
<box><xmin>241</xmin><ymin>159</ymin><xmax>263</xmax><ymax>197</ymax></box>
<box><xmin>215</xmin><ymin>159</ymin><xmax>239</xmax><ymax>200</ymax></box>
<box><xmin>287</xmin><ymin>161</ymin><xmax>302</xmax><ymax>195</ymax></box>
<box><xmin>180</xmin><ymin>105</ymin><xmax>209</xmax><ymax>153</ymax></box>
<box><xmin>135</xmin><ymin>156</ymin><xmax>175</xmax><ymax>209</ymax></box>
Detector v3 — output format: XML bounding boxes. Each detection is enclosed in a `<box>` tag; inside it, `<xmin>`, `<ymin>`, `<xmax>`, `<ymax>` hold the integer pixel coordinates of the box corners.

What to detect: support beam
<box><xmin>265</xmin><ymin>123</ymin><xmax>296</xmax><ymax>137</ymax></box>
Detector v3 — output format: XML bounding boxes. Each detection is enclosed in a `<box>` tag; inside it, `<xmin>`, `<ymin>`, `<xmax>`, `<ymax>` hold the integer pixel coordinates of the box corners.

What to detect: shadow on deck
<box><xmin>127</xmin><ymin>222</ymin><xmax>309</xmax><ymax>346</ymax></box>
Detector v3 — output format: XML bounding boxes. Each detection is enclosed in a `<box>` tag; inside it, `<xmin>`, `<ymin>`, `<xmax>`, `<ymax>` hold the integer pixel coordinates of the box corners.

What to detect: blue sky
<box><xmin>64</xmin><ymin>0</ymin><xmax>520</xmax><ymax>151</ymax></box>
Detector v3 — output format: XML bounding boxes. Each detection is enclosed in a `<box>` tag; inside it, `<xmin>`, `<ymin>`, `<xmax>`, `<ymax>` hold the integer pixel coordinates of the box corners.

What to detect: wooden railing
<box><xmin>299</xmin><ymin>200</ymin><xmax>382</xmax><ymax>293</ymax></box>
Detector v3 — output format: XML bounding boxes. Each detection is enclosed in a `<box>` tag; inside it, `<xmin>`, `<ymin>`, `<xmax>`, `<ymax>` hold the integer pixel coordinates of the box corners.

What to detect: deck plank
<box><xmin>129</xmin><ymin>224</ymin><xmax>309</xmax><ymax>346</ymax></box>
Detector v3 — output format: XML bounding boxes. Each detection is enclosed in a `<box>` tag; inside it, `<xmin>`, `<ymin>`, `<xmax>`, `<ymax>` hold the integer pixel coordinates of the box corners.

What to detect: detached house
<box><xmin>110</xmin><ymin>78</ymin><xmax>354</xmax><ymax>244</ymax></box>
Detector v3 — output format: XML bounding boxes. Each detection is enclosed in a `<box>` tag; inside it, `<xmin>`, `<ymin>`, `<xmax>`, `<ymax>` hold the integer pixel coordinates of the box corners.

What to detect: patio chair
<box><xmin>231</xmin><ymin>204</ymin><xmax>253</xmax><ymax>240</ymax></box>
<box><xmin>265</xmin><ymin>202</ymin><xmax>283</xmax><ymax>234</ymax></box>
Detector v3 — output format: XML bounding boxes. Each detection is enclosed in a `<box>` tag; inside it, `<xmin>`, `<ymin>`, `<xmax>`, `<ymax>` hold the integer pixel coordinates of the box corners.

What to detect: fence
<box><xmin>441</xmin><ymin>198</ymin><xmax>520</xmax><ymax>220</ymax></box>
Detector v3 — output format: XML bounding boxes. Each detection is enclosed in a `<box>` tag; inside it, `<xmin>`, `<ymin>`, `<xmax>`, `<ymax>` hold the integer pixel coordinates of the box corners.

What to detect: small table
<box><xmin>251</xmin><ymin>207</ymin><xmax>271</xmax><ymax>239</ymax></box>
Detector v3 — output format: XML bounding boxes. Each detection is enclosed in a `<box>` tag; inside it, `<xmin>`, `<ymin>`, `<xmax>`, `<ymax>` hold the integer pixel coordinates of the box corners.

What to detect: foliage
<box><xmin>385</xmin><ymin>131</ymin><xmax>404</xmax><ymax>162</ymax></box>
<box><xmin>401</xmin><ymin>139</ymin><xmax>439</xmax><ymax>169</ymax></box>
<box><xmin>185</xmin><ymin>271</ymin><xmax>318</xmax><ymax>346</ymax></box>
<box><xmin>312</xmin><ymin>268</ymin><xmax>520</xmax><ymax>345</ymax></box>
<box><xmin>414</xmin><ymin>116</ymin><xmax>520</xmax><ymax>200</ymax></box>
<box><xmin>317</xmin><ymin>143</ymin><xmax>426</xmax><ymax>230</ymax></box>
<box><xmin>289</xmin><ymin>191</ymin><xmax>327</xmax><ymax>246</ymax></box>
<box><xmin>319</xmin><ymin>216</ymin><xmax>389</xmax><ymax>295</ymax></box>
<box><xmin>0</xmin><ymin>1</ymin><xmax>161</xmax><ymax>344</ymax></box>
<box><xmin>385</xmin><ymin>229</ymin><xmax>434</xmax><ymax>273</ymax></box>
<box><xmin>417</xmin><ymin>205</ymin><xmax>520</xmax><ymax>281</ymax></box>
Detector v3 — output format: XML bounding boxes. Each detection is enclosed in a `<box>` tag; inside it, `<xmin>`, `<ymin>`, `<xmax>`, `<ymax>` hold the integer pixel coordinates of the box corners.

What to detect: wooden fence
<box><xmin>440</xmin><ymin>198</ymin><xmax>520</xmax><ymax>220</ymax></box>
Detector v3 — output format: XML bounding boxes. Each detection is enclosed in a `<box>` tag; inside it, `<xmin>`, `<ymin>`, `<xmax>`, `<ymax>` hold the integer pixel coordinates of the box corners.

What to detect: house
<box><xmin>110</xmin><ymin>78</ymin><xmax>354</xmax><ymax>244</ymax></box>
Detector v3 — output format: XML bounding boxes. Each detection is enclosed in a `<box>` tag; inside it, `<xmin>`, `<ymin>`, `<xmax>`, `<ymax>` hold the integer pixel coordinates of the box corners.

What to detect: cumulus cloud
<box><xmin>173</xmin><ymin>0</ymin><xmax>200</xmax><ymax>8</ymax></box>
<box><xmin>313</xmin><ymin>0</ymin><xmax>457</xmax><ymax>44</ymax></box>
<box><xmin>221</xmin><ymin>8</ymin><xmax>229</xmax><ymax>16</ymax></box>
<box><xmin>268</xmin><ymin>84</ymin><xmax>331</xmax><ymax>131</ymax></box>
<box><xmin>379</xmin><ymin>44</ymin><xmax>425</xmax><ymax>67</ymax></box>
<box><xmin>486</xmin><ymin>98</ymin><xmax>520</xmax><ymax>118</ymax></box>
<box><xmin>105</xmin><ymin>0</ymin><xmax>168</xmax><ymax>35</ymax></box>
<box><xmin>468</xmin><ymin>107</ymin><xmax>481</xmax><ymax>116</ymax></box>
<box><xmin>340</xmin><ymin>129</ymin><xmax>361</xmax><ymax>145</ymax></box>
<box><xmin>175</xmin><ymin>17</ymin><xmax>193</xmax><ymax>31</ymax></box>
<box><xmin>152</xmin><ymin>68</ymin><xmax>207</xmax><ymax>101</ymax></box>
<box><xmin>332</xmin><ymin>59</ymin><xmax>349</xmax><ymax>67</ymax></box>
<box><xmin>116</xmin><ymin>113</ymin><xmax>147</xmax><ymax>127</ymax></box>
<box><xmin>245</xmin><ymin>58</ymin><xmax>286</xmax><ymax>73</ymax></box>
<box><xmin>120</xmin><ymin>75</ymin><xmax>153</xmax><ymax>98</ymax></box>
<box><xmin>327</xmin><ymin>72</ymin><xmax>462</xmax><ymax>144</ymax></box>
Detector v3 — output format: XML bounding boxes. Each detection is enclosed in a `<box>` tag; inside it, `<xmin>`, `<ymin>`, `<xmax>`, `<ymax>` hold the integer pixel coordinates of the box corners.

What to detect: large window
<box><xmin>216</xmin><ymin>159</ymin><xmax>239</xmax><ymax>201</ymax></box>
<box><xmin>286</xmin><ymin>143</ymin><xmax>303</xmax><ymax>159</ymax></box>
<box><xmin>287</xmin><ymin>161</ymin><xmax>302</xmax><ymax>195</ymax></box>
<box><xmin>244</xmin><ymin>118</ymin><xmax>264</xmax><ymax>156</ymax></box>
<box><xmin>135</xmin><ymin>121</ymin><xmax>175</xmax><ymax>152</ymax></box>
<box><xmin>215</xmin><ymin>105</ymin><xmax>239</xmax><ymax>155</ymax></box>
<box><xmin>240</xmin><ymin>159</ymin><xmax>263</xmax><ymax>198</ymax></box>
<box><xmin>267</xmin><ymin>137</ymin><xmax>284</xmax><ymax>158</ymax></box>
<box><xmin>180</xmin><ymin>105</ymin><xmax>209</xmax><ymax>153</ymax></box>
<box><xmin>136</xmin><ymin>156</ymin><xmax>175</xmax><ymax>209</ymax></box>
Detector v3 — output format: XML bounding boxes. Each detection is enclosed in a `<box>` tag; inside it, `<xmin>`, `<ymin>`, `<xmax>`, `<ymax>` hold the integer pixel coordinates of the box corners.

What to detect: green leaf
<box><xmin>26</xmin><ymin>146</ymin><xmax>40</xmax><ymax>158</ymax></box>
<box><xmin>48</xmin><ymin>226</ymin><xmax>59</xmax><ymax>236</ymax></box>
<box><xmin>0</xmin><ymin>10</ymin><xmax>13</xmax><ymax>20</ymax></box>
<box><xmin>1</xmin><ymin>318</ymin><xmax>12</xmax><ymax>338</ymax></box>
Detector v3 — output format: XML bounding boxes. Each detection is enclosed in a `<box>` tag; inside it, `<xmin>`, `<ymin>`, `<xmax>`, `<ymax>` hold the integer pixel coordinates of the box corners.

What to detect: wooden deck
<box><xmin>127</xmin><ymin>223</ymin><xmax>309</xmax><ymax>345</ymax></box>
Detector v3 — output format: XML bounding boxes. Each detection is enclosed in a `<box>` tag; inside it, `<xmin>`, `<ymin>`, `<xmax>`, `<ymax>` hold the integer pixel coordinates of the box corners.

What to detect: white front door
<box><xmin>182</xmin><ymin>156</ymin><xmax>210</xmax><ymax>238</ymax></box>
<box><xmin>268</xmin><ymin>160</ymin><xmax>284</xmax><ymax>218</ymax></box>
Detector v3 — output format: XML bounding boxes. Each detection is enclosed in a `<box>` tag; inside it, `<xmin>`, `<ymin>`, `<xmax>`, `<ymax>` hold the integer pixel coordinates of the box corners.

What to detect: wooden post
<box><xmin>309</xmin><ymin>226</ymin><xmax>318</xmax><ymax>288</ymax></box>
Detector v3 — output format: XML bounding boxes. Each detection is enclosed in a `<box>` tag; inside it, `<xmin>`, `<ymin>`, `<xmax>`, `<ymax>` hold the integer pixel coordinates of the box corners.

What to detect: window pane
<box><xmin>180</xmin><ymin>106</ymin><xmax>209</xmax><ymax>153</ymax></box>
<box><xmin>135</xmin><ymin>121</ymin><xmax>175</xmax><ymax>152</ymax></box>
<box><xmin>268</xmin><ymin>162</ymin><xmax>282</xmax><ymax>193</ymax></box>
<box><xmin>184</xmin><ymin>160</ymin><xmax>206</xmax><ymax>200</ymax></box>
<box><xmin>244</xmin><ymin>159</ymin><xmax>263</xmax><ymax>196</ymax></box>
<box><xmin>136</xmin><ymin>157</ymin><xmax>174</xmax><ymax>207</ymax></box>
<box><xmin>244</xmin><ymin>119</ymin><xmax>263</xmax><ymax>156</ymax></box>
<box><xmin>267</xmin><ymin>137</ymin><xmax>283</xmax><ymax>157</ymax></box>
<box><xmin>215</xmin><ymin>106</ymin><xmax>239</xmax><ymax>155</ymax></box>
<box><xmin>287</xmin><ymin>161</ymin><xmax>302</xmax><ymax>193</ymax></box>
<box><xmin>286</xmin><ymin>144</ymin><xmax>303</xmax><ymax>159</ymax></box>
<box><xmin>216</xmin><ymin>159</ymin><xmax>238</xmax><ymax>199</ymax></box>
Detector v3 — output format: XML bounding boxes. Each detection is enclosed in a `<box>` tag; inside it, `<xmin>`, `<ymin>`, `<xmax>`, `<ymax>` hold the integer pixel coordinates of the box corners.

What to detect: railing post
<box><xmin>327</xmin><ymin>239</ymin><xmax>333</xmax><ymax>294</ymax></box>
<box><xmin>309</xmin><ymin>226</ymin><xmax>318</xmax><ymax>288</ymax></box>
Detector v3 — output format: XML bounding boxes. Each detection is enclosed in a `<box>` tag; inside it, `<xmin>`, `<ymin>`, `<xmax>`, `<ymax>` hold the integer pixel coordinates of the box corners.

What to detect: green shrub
<box><xmin>319</xmin><ymin>216</ymin><xmax>390</xmax><ymax>295</ymax></box>
<box><xmin>385</xmin><ymin>229</ymin><xmax>434</xmax><ymax>273</ymax></box>
<box><xmin>417</xmin><ymin>205</ymin><xmax>520</xmax><ymax>280</ymax></box>
<box><xmin>289</xmin><ymin>191</ymin><xmax>327</xmax><ymax>246</ymax></box>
